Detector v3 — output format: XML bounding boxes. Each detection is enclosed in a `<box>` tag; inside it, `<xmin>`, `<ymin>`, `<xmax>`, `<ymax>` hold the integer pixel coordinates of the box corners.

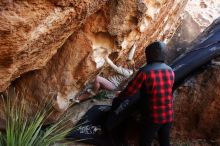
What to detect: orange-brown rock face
<box><xmin>0</xmin><ymin>0</ymin><xmax>188</xmax><ymax>109</ymax></box>
<box><xmin>0</xmin><ymin>0</ymin><xmax>188</xmax><ymax>125</ymax></box>
<box><xmin>0</xmin><ymin>0</ymin><xmax>108</xmax><ymax>92</ymax></box>
<box><xmin>172</xmin><ymin>66</ymin><xmax>220</xmax><ymax>143</ymax></box>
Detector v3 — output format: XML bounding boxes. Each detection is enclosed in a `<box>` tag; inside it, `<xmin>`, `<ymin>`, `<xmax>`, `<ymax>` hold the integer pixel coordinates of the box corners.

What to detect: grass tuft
<box><xmin>0</xmin><ymin>90</ymin><xmax>74</xmax><ymax>146</ymax></box>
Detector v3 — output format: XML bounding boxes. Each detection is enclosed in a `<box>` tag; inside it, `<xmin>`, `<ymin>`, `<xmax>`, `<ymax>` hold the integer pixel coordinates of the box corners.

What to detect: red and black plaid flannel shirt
<box><xmin>118</xmin><ymin>63</ymin><xmax>175</xmax><ymax>124</ymax></box>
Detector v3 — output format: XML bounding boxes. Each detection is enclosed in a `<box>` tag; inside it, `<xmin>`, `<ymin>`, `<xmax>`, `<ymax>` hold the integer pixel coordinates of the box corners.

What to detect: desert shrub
<box><xmin>0</xmin><ymin>91</ymin><xmax>73</xmax><ymax>146</ymax></box>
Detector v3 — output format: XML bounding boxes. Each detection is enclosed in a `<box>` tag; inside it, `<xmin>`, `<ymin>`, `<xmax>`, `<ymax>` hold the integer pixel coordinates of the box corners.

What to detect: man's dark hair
<box><xmin>145</xmin><ymin>41</ymin><xmax>166</xmax><ymax>63</ymax></box>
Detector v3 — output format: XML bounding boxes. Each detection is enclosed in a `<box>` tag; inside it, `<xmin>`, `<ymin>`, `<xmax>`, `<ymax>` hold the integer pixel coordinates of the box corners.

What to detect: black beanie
<box><xmin>145</xmin><ymin>41</ymin><xmax>166</xmax><ymax>63</ymax></box>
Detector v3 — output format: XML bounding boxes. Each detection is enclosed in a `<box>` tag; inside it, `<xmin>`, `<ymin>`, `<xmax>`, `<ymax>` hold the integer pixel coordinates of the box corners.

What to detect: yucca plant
<box><xmin>0</xmin><ymin>90</ymin><xmax>74</xmax><ymax>146</ymax></box>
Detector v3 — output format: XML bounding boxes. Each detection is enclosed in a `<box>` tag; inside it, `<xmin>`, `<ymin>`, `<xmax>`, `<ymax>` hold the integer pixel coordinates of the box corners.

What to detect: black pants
<box><xmin>140</xmin><ymin>121</ymin><xmax>171</xmax><ymax>146</ymax></box>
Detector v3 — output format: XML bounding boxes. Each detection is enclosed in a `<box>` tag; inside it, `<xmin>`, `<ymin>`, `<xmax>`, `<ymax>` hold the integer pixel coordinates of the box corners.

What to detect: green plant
<box><xmin>0</xmin><ymin>132</ymin><xmax>4</xmax><ymax>146</ymax></box>
<box><xmin>93</xmin><ymin>90</ymin><xmax>109</xmax><ymax>100</ymax></box>
<box><xmin>0</xmin><ymin>91</ymin><xmax>73</xmax><ymax>146</ymax></box>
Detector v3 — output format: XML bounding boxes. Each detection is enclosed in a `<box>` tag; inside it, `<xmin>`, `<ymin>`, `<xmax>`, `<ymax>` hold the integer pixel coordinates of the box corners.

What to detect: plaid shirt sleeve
<box><xmin>118</xmin><ymin>70</ymin><xmax>146</xmax><ymax>98</ymax></box>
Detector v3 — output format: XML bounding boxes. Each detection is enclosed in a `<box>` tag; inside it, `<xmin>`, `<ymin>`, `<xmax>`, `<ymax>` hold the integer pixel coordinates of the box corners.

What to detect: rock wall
<box><xmin>168</xmin><ymin>1</ymin><xmax>220</xmax><ymax>143</ymax></box>
<box><xmin>0</xmin><ymin>0</ymin><xmax>188</xmax><ymax>117</ymax></box>
<box><xmin>172</xmin><ymin>64</ymin><xmax>220</xmax><ymax>145</ymax></box>
<box><xmin>167</xmin><ymin>0</ymin><xmax>220</xmax><ymax>63</ymax></box>
<box><xmin>0</xmin><ymin>0</ymin><xmax>108</xmax><ymax>92</ymax></box>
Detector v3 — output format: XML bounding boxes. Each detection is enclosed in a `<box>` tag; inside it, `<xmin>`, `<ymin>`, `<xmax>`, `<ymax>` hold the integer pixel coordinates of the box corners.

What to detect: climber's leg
<box><xmin>75</xmin><ymin>92</ymin><xmax>91</xmax><ymax>102</ymax></box>
<box><xmin>76</xmin><ymin>76</ymin><xmax>118</xmax><ymax>102</ymax></box>
<box><xmin>93</xmin><ymin>76</ymin><xmax>117</xmax><ymax>93</ymax></box>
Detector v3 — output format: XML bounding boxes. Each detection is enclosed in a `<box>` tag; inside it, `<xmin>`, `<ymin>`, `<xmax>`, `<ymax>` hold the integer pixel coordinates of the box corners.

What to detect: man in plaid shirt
<box><xmin>117</xmin><ymin>41</ymin><xmax>175</xmax><ymax>146</ymax></box>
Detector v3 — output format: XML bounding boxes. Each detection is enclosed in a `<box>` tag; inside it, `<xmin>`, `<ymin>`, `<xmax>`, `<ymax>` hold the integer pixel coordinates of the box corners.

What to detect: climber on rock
<box><xmin>74</xmin><ymin>46</ymin><xmax>137</xmax><ymax>103</ymax></box>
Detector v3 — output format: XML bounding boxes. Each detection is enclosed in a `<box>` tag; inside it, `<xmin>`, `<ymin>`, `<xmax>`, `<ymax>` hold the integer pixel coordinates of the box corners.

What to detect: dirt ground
<box><xmin>63</xmin><ymin>138</ymin><xmax>217</xmax><ymax>146</ymax></box>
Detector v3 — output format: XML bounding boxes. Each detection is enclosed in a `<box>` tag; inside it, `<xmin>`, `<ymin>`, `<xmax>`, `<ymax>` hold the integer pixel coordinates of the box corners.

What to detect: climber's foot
<box><xmin>76</xmin><ymin>92</ymin><xmax>91</xmax><ymax>102</ymax></box>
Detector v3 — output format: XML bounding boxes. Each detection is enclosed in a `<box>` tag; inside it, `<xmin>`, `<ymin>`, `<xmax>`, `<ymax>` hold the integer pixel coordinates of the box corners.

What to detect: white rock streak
<box><xmin>53</xmin><ymin>92</ymin><xmax>69</xmax><ymax>112</ymax></box>
<box><xmin>128</xmin><ymin>44</ymin><xmax>136</xmax><ymax>61</ymax></box>
<box><xmin>30</xmin><ymin>8</ymin><xmax>75</xmax><ymax>42</ymax></box>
